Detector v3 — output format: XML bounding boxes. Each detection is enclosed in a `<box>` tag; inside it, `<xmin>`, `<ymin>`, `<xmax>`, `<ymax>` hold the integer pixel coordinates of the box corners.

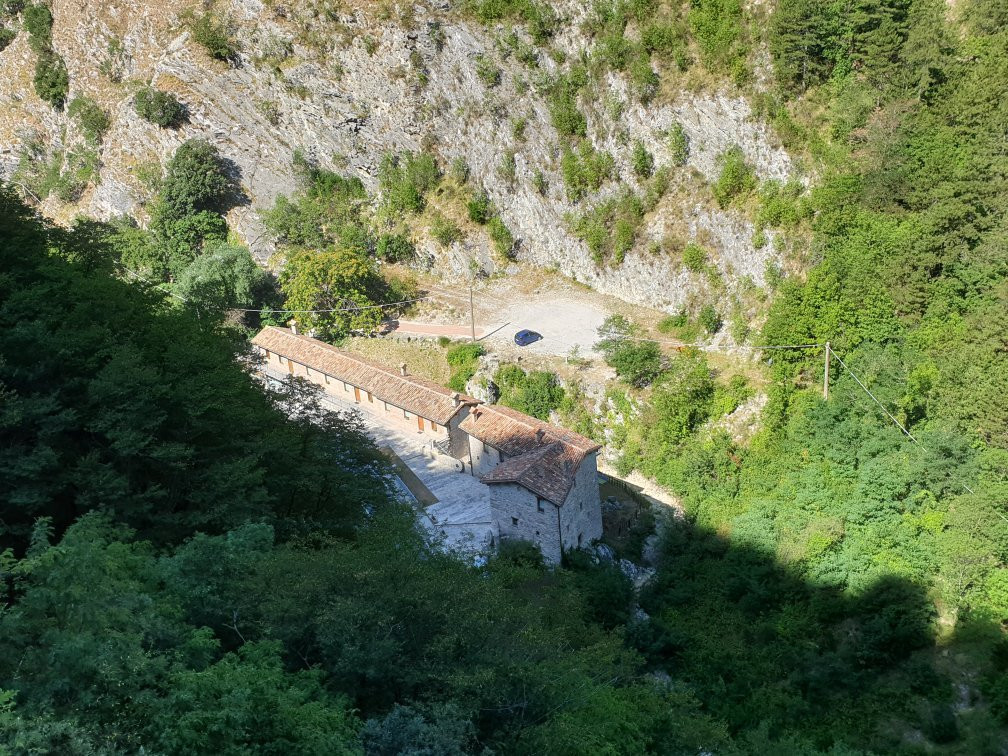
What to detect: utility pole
<box><xmin>823</xmin><ymin>341</ymin><xmax>831</xmax><ymax>400</ymax></box>
<box><xmin>469</xmin><ymin>282</ymin><xmax>476</xmax><ymax>343</ymax></box>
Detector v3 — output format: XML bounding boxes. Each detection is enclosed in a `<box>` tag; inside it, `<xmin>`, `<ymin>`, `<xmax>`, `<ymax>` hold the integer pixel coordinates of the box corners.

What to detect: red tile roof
<box><xmin>252</xmin><ymin>326</ymin><xmax>477</xmax><ymax>426</ymax></box>
<box><xmin>460</xmin><ymin>404</ymin><xmax>600</xmax><ymax>505</ymax></box>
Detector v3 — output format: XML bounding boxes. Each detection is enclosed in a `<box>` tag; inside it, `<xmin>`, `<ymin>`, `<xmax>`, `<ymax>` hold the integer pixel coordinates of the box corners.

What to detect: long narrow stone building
<box><xmin>251</xmin><ymin>325</ymin><xmax>603</xmax><ymax>563</ymax></box>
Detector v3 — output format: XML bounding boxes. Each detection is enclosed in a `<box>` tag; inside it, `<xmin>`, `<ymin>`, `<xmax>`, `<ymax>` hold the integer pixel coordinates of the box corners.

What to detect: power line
<box><xmin>231</xmin><ymin>296</ymin><xmax>432</xmax><ymax>314</ymax></box>
<box><xmin>829</xmin><ymin>348</ymin><xmax>980</xmax><ymax>500</ymax></box>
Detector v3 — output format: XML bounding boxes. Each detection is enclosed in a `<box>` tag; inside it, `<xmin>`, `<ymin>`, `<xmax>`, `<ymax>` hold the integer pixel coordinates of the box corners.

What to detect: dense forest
<box><xmin>2</xmin><ymin>0</ymin><xmax>1008</xmax><ymax>753</ymax></box>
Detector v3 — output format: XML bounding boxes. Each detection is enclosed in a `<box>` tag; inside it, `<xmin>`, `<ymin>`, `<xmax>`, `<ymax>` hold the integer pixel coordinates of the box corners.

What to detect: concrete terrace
<box><xmin>266</xmin><ymin>370</ymin><xmax>496</xmax><ymax>555</ymax></box>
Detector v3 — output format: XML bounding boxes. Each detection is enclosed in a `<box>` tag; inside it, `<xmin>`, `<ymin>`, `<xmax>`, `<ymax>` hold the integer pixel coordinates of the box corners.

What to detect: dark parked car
<box><xmin>514</xmin><ymin>329</ymin><xmax>542</xmax><ymax>346</ymax></box>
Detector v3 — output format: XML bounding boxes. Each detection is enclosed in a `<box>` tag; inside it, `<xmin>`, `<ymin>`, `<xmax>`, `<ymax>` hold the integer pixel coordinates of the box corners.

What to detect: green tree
<box><xmin>134</xmin><ymin>86</ymin><xmax>186</xmax><ymax>128</ymax></box>
<box><xmin>279</xmin><ymin>247</ymin><xmax>386</xmax><ymax>339</ymax></box>
<box><xmin>150</xmin><ymin>139</ymin><xmax>237</xmax><ymax>277</ymax></box>
<box><xmin>173</xmin><ymin>240</ymin><xmax>267</xmax><ymax>317</ymax></box>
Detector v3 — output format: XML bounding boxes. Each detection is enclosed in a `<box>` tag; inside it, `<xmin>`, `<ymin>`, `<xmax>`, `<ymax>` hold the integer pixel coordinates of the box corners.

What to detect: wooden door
<box><xmin>353</xmin><ymin>387</ymin><xmax>360</xmax><ymax>403</ymax></box>
<box><xmin>417</xmin><ymin>416</ymin><xmax>425</xmax><ymax>432</ymax></box>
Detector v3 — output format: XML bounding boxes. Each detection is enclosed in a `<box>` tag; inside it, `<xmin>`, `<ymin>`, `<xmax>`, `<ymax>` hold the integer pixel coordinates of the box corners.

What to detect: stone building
<box><xmin>460</xmin><ymin>404</ymin><xmax>602</xmax><ymax>563</ymax></box>
<box><xmin>250</xmin><ymin>325</ymin><xmax>602</xmax><ymax>563</ymax></box>
<box><xmin>251</xmin><ymin>326</ymin><xmax>477</xmax><ymax>457</ymax></box>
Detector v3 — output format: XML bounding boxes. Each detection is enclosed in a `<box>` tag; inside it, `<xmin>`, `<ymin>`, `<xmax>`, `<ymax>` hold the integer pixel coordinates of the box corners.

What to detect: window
<box><xmin>536</xmin><ymin>498</ymin><xmax>544</xmax><ymax>513</ymax></box>
<box><xmin>404</xmin><ymin>409</ymin><xmax>410</xmax><ymax>419</ymax></box>
<box><xmin>324</xmin><ymin>375</ymin><xmax>330</xmax><ymax>384</ymax></box>
<box><xmin>430</xmin><ymin>422</ymin><xmax>438</xmax><ymax>432</ymax></box>
<box><xmin>367</xmin><ymin>392</ymin><xmax>373</xmax><ymax>402</ymax></box>
<box><xmin>579</xmin><ymin>500</ymin><xmax>583</xmax><ymax>511</ymax></box>
<box><xmin>577</xmin><ymin>533</ymin><xmax>583</xmax><ymax>547</ymax></box>
<box><xmin>511</xmin><ymin>517</ymin><xmax>518</xmax><ymax>526</ymax></box>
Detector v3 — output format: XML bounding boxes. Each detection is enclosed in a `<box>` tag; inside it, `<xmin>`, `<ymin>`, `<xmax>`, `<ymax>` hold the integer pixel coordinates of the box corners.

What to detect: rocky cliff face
<box><xmin>0</xmin><ymin>0</ymin><xmax>800</xmax><ymax>315</ymax></box>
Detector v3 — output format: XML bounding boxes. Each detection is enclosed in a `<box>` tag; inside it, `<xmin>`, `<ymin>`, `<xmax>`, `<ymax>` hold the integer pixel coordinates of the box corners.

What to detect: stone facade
<box><xmin>252</xmin><ymin>327</ymin><xmax>603</xmax><ymax>565</ymax></box>
<box><xmin>261</xmin><ymin>348</ymin><xmax>465</xmax><ymax>450</ymax></box>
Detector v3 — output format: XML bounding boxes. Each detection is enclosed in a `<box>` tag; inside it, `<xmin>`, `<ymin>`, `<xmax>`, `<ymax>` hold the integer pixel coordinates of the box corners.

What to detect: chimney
<box><xmin>535</xmin><ymin>428</ymin><xmax>545</xmax><ymax>443</ymax></box>
<box><xmin>452</xmin><ymin>392</ymin><xmax>460</xmax><ymax>407</ymax></box>
<box><xmin>399</xmin><ymin>362</ymin><xmax>407</xmax><ymax>377</ymax></box>
<box><xmin>289</xmin><ymin>319</ymin><xmax>298</xmax><ymax>335</ymax></box>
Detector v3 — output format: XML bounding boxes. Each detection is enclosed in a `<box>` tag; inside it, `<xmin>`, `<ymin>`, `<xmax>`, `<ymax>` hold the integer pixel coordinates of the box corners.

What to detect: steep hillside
<box><xmin>0</xmin><ymin>0</ymin><xmax>800</xmax><ymax>319</ymax></box>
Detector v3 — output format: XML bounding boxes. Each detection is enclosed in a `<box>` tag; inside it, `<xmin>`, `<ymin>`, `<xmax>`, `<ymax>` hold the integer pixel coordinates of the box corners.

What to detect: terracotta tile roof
<box><xmin>252</xmin><ymin>326</ymin><xmax>477</xmax><ymax>426</ymax></box>
<box><xmin>460</xmin><ymin>404</ymin><xmax>601</xmax><ymax>505</ymax></box>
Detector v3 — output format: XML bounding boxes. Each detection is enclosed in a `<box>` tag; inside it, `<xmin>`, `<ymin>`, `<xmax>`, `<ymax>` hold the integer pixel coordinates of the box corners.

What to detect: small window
<box><xmin>430</xmin><ymin>422</ymin><xmax>438</xmax><ymax>432</ymax></box>
<box><xmin>511</xmin><ymin>516</ymin><xmax>518</xmax><ymax>526</ymax></box>
<box><xmin>367</xmin><ymin>392</ymin><xmax>373</xmax><ymax>402</ymax></box>
<box><xmin>577</xmin><ymin>533</ymin><xmax>583</xmax><ymax>547</ymax></box>
<box><xmin>536</xmin><ymin>498</ymin><xmax>544</xmax><ymax>513</ymax></box>
<box><xmin>579</xmin><ymin>500</ymin><xmax>583</xmax><ymax>510</ymax></box>
<box><xmin>404</xmin><ymin>409</ymin><xmax>410</xmax><ymax>419</ymax></box>
<box><xmin>264</xmin><ymin>350</ymin><xmax>270</xmax><ymax>359</ymax></box>
<box><xmin>324</xmin><ymin>375</ymin><xmax>330</xmax><ymax>384</ymax></box>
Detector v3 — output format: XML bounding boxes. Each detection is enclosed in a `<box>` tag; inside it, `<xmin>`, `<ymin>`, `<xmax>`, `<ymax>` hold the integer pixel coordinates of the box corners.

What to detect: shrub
<box><xmin>446</xmin><ymin>342</ymin><xmax>485</xmax><ymax>391</ymax></box>
<box><xmin>498</xmin><ymin>150</ymin><xmax>516</xmax><ymax>184</ymax></box>
<box><xmin>376</xmin><ymin>233</ymin><xmax>415</xmax><ymax>263</ymax></box>
<box><xmin>487</xmin><ymin>216</ymin><xmax>515</xmax><ymax>258</ymax></box>
<box><xmin>560</xmin><ymin>143</ymin><xmax>613</xmax><ymax>202</ymax></box>
<box><xmin>191</xmin><ymin>12</ymin><xmax>239</xmax><ymax>62</ymax></box>
<box><xmin>628</xmin><ymin>55</ymin><xmax>659</xmax><ymax>102</ymax></box>
<box><xmin>606</xmin><ymin>341</ymin><xmax>664</xmax><ymax>387</ymax></box>
<box><xmin>33</xmin><ymin>49</ymin><xmax>68</xmax><ymax>108</ymax></box>
<box><xmin>68</xmin><ymin>96</ymin><xmax>110</xmax><ymax>144</ymax></box>
<box><xmin>682</xmin><ymin>242</ymin><xmax>706</xmax><ymax>272</ymax></box>
<box><xmin>475</xmin><ymin>53</ymin><xmax>501</xmax><ymax>87</ymax></box>
<box><xmin>467</xmin><ymin>189</ymin><xmax>493</xmax><ymax>224</ymax></box>
<box><xmin>450</xmin><ymin>157</ymin><xmax>470</xmax><ymax>184</ymax></box>
<box><xmin>698</xmin><ymin>304</ymin><xmax>722</xmax><ymax>334</ymax></box>
<box><xmin>752</xmin><ymin>227</ymin><xmax>767</xmax><ymax>249</ymax></box>
<box><xmin>134</xmin><ymin>86</ymin><xmax>185</xmax><ymax>128</ymax></box>
<box><xmin>430</xmin><ymin>212</ymin><xmax>461</xmax><ymax>246</ymax></box>
<box><xmin>494</xmin><ymin>365</ymin><xmax>565</xmax><ymax>420</ymax></box>
<box><xmin>21</xmin><ymin>2</ymin><xmax>50</xmax><ymax>50</ymax></box>
<box><xmin>712</xmin><ymin>145</ymin><xmax>755</xmax><ymax>206</ymax></box>
<box><xmin>631</xmin><ymin>140</ymin><xmax>654</xmax><ymax>178</ymax></box>
<box><xmin>0</xmin><ymin>25</ymin><xmax>15</xmax><ymax>52</ymax></box>
<box><xmin>667</xmin><ymin>122</ymin><xmax>689</xmax><ymax>165</ymax></box>
<box><xmin>547</xmin><ymin>75</ymin><xmax>587</xmax><ymax>138</ymax></box>
<box><xmin>688</xmin><ymin>0</ymin><xmax>747</xmax><ymax>72</ymax></box>
<box><xmin>511</xmin><ymin>116</ymin><xmax>527</xmax><ymax>141</ymax></box>
<box><xmin>378</xmin><ymin>152</ymin><xmax>440</xmax><ymax>215</ymax></box>
<box><xmin>532</xmin><ymin>169</ymin><xmax>547</xmax><ymax>196</ymax></box>
<box><xmin>657</xmin><ymin>312</ymin><xmax>688</xmax><ymax>333</ymax></box>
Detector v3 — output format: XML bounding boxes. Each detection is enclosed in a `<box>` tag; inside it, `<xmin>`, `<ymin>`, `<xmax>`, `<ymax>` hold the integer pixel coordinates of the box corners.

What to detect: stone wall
<box><xmin>490</xmin><ymin>483</ymin><xmax>565</xmax><ymax>564</ymax></box>
<box><xmin>559</xmin><ymin>451</ymin><xmax>603</xmax><ymax>549</ymax></box>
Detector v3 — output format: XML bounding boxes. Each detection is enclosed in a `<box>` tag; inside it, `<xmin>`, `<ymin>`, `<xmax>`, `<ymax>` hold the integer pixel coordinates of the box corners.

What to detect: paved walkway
<box><xmin>390</xmin><ymin>320</ymin><xmax>485</xmax><ymax>339</ymax></box>
<box><xmin>271</xmin><ymin>371</ymin><xmax>497</xmax><ymax>556</ymax></box>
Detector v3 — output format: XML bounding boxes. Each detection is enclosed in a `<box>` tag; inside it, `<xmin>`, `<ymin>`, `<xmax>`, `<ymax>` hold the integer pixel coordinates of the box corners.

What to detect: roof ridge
<box><xmin>266</xmin><ymin>326</ymin><xmax>473</xmax><ymax>403</ymax></box>
<box><xmin>479</xmin><ymin>403</ymin><xmax>596</xmax><ymax>450</ymax></box>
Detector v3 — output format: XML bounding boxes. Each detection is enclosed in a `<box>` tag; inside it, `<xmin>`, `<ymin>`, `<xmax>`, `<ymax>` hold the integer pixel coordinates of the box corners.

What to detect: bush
<box><xmin>467</xmin><ymin>189</ymin><xmax>493</xmax><ymax>223</ymax></box>
<box><xmin>68</xmin><ymin>97</ymin><xmax>110</xmax><ymax>144</ymax></box>
<box><xmin>134</xmin><ymin>86</ymin><xmax>185</xmax><ymax>128</ymax></box>
<box><xmin>698</xmin><ymin>304</ymin><xmax>722</xmax><ymax>334</ymax></box>
<box><xmin>475</xmin><ymin>53</ymin><xmax>501</xmax><ymax>86</ymax></box>
<box><xmin>628</xmin><ymin>54</ymin><xmax>659</xmax><ymax>102</ymax></box>
<box><xmin>487</xmin><ymin>216</ymin><xmax>515</xmax><ymax>258</ymax></box>
<box><xmin>667</xmin><ymin>122</ymin><xmax>689</xmax><ymax>165</ymax></box>
<box><xmin>688</xmin><ymin>0</ymin><xmax>747</xmax><ymax>72</ymax></box>
<box><xmin>191</xmin><ymin>12</ymin><xmax>239</xmax><ymax>62</ymax></box>
<box><xmin>376</xmin><ymin>233</ymin><xmax>415</xmax><ymax>263</ymax></box>
<box><xmin>547</xmin><ymin>75</ymin><xmax>587</xmax><ymax>138</ymax></box>
<box><xmin>378</xmin><ymin>152</ymin><xmax>440</xmax><ymax>215</ymax></box>
<box><xmin>0</xmin><ymin>26</ymin><xmax>15</xmax><ymax>53</ymax></box>
<box><xmin>450</xmin><ymin>157</ymin><xmax>470</xmax><ymax>184</ymax></box>
<box><xmin>430</xmin><ymin>212</ymin><xmax>461</xmax><ymax>246</ymax></box>
<box><xmin>446</xmin><ymin>342</ymin><xmax>485</xmax><ymax>391</ymax></box>
<box><xmin>712</xmin><ymin>145</ymin><xmax>755</xmax><ymax>207</ymax></box>
<box><xmin>560</xmin><ymin>143</ymin><xmax>613</xmax><ymax>202</ymax></box>
<box><xmin>494</xmin><ymin>364</ymin><xmax>566</xmax><ymax>420</ymax></box>
<box><xmin>682</xmin><ymin>242</ymin><xmax>707</xmax><ymax>272</ymax></box>
<box><xmin>21</xmin><ymin>2</ymin><xmax>50</xmax><ymax>50</ymax></box>
<box><xmin>532</xmin><ymin>170</ymin><xmax>547</xmax><ymax>196</ymax></box>
<box><xmin>657</xmin><ymin>312</ymin><xmax>688</xmax><ymax>333</ymax></box>
<box><xmin>631</xmin><ymin>140</ymin><xmax>654</xmax><ymax>178</ymax></box>
<box><xmin>498</xmin><ymin>150</ymin><xmax>516</xmax><ymax>184</ymax></box>
<box><xmin>33</xmin><ymin>49</ymin><xmax>68</xmax><ymax>109</ymax></box>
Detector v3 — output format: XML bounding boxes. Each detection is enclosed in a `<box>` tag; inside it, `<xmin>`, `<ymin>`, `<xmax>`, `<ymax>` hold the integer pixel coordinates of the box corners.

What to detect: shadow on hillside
<box><xmin>611</xmin><ymin>512</ymin><xmax>1000</xmax><ymax>751</ymax></box>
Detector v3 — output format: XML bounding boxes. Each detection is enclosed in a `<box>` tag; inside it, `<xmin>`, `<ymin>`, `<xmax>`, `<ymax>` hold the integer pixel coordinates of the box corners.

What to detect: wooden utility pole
<box><xmin>469</xmin><ymin>282</ymin><xmax>476</xmax><ymax>343</ymax></box>
<box><xmin>823</xmin><ymin>341</ymin><xmax>831</xmax><ymax>400</ymax></box>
